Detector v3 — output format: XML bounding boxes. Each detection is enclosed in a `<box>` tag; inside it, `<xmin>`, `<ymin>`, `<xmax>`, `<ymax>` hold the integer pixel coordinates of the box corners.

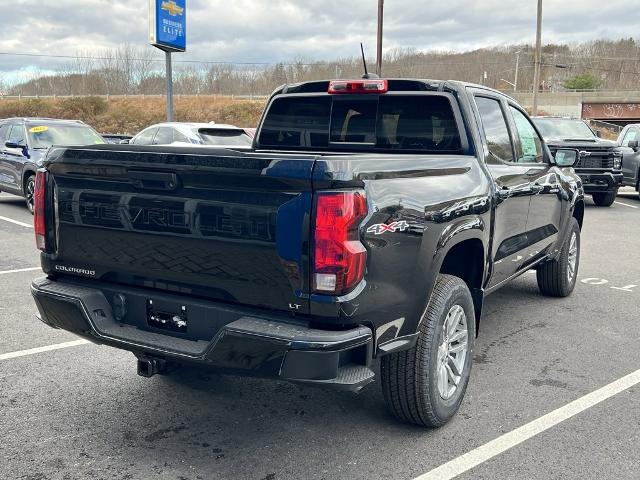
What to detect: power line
<box><xmin>3</xmin><ymin>49</ymin><xmax>640</xmax><ymax>69</ymax></box>
<box><xmin>0</xmin><ymin>51</ymin><xmax>322</xmax><ymax>67</ymax></box>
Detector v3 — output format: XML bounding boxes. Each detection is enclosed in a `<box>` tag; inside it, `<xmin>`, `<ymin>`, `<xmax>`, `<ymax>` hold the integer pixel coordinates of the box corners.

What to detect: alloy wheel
<box><xmin>567</xmin><ymin>232</ymin><xmax>578</xmax><ymax>283</ymax></box>
<box><xmin>436</xmin><ymin>304</ymin><xmax>469</xmax><ymax>400</ymax></box>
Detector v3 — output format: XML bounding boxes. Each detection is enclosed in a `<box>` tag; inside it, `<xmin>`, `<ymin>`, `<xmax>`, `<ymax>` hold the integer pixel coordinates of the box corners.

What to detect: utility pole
<box><xmin>514</xmin><ymin>51</ymin><xmax>521</xmax><ymax>92</ymax></box>
<box><xmin>376</xmin><ymin>0</ymin><xmax>384</xmax><ymax>77</ymax></box>
<box><xmin>532</xmin><ymin>0</ymin><xmax>543</xmax><ymax>115</ymax></box>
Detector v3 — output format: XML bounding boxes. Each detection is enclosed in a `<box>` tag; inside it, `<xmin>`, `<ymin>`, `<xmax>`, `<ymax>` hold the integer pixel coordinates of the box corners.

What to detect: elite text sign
<box><xmin>149</xmin><ymin>0</ymin><xmax>186</xmax><ymax>52</ymax></box>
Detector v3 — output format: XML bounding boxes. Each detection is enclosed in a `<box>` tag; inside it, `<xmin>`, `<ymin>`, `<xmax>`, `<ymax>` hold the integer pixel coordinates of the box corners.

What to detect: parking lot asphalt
<box><xmin>1</xmin><ymin>190</ymin><xmax>639</xmax><ymax>480</ymax></box>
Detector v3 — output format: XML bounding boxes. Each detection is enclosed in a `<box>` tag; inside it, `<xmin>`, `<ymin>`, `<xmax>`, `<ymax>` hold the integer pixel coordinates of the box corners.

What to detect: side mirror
<box><xmin>594</xmin><ymin>130</ymin><xmax>602</xmax><ymax>138</ymax></box>
<box><xmin>553</xmin><ymin>149</ymin><xmax>579</xmax><ymax>167</ymax></box>
<box><xmin>5</xmin><ymin>140</ymin><xmax>26</xmax><ymax>150</ymax></box>
<box><xmin>628</xmin><ymin>140</ymin><xmax>639</xmax><ymax>151</ymax></box>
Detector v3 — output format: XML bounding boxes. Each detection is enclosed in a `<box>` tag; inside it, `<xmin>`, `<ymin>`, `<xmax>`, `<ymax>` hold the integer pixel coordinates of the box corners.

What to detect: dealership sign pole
<box><xmin>149</xmin><ymin>0</ymin><xmax>186</xmax><ymax>122</ymax></box>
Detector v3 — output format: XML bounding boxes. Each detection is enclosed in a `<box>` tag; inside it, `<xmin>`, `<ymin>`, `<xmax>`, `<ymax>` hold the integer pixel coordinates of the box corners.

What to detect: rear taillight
<box><xmin>313</xmin><ymin>191</ymin><xmax>368</xmax><ymax>296</ymax></box>
<box><xmin>328</xmin><ymin>79</ymin><xmax>388</xmax><ymax>94</ymax></box>
<box><xmin>34</xmin><ymin>171</ymin><xmax>47</xmax><ymax>251</ymax></box>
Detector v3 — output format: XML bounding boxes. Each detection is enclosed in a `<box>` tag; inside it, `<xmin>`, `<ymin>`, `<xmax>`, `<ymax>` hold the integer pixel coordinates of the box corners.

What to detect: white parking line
<box><xmin>0</xmin><ymin>215</ymin><xmax>33</xmax><ymax>228</ymax></box>
<box><xmin>614</xmin><ymin>201</ymin><xmax>639</xmax><ymax>209</ymax></box>
<box><xmin>0</xmin><ymin>339</ymin><xmax>91</xmax><ymax>361</ymax></box>
<box><xmin>415</xmin><ymin>368</ymin><xmax>640</xmax><ymax>480</ymax></box>
<box><xmin>0</xmin><ymin>267</ymin><xmax>41</xmax><ymax>275</ymax></box>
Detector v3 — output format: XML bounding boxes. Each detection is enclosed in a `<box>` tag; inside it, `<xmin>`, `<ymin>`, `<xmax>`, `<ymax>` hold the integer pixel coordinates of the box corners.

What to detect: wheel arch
<box><xmin>434</xmin><ymin>221</ymin><xmax>487</xmax><ymax>333</ymax></box>
<box><xmin>22</xmin><ymin>168</ymin><xmax>36</xmax><ymax>194</ymax></box>
<box><xmin>572</xmin><ymin>199</ymin><xmax>585</xmax><ymax>230</ymax></box>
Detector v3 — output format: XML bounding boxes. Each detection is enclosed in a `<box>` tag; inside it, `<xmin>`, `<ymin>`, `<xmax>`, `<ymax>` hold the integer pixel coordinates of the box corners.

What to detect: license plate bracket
<box><xmin>146</xmin><ymin>299</ymin><xmax>188</xmax><ymax>333</ymax></box>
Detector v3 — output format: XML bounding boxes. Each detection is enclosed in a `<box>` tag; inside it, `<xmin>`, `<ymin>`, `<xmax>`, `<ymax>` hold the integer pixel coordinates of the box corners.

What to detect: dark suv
<box><xmin>533</xmin><ymin>117</ymin><xmax>623</xmax><ymax>206</ymax></box>
<box><xmin>0</xmin><ymin>118</ymin><xmax>105</xmax><ymax>212</ymax></box>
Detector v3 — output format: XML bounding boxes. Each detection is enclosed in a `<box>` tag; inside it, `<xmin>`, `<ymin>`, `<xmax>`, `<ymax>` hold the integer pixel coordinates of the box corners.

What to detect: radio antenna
<box><xmin>360</xmin><ymin>43</ymin><xmax>378</xmax><ymax>79</ymax></box>
<box><xmin>360</xmin><ymin>43</ymin><xmax>369</xmax><ymax>78</ymax></box>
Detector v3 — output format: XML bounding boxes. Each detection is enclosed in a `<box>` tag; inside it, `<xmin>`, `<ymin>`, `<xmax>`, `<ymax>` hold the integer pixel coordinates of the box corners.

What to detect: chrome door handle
<box><xmin>496</xmin><ymin>187</ymin><xmax>512</xmax><ymax>199</ymax></box>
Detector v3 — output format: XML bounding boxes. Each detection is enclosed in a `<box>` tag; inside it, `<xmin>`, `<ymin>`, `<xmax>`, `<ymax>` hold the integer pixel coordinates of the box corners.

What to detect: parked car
<box><xmin>31</xmin><ymin>79</ymin><xmax>583</xmax><ymax>427</ymax></box>
<box><xmin>615</xmin><ymin>124</ymin><xmax>640</xmax><ymax>196</ymax></box>
<box><xmin>0</xmin><ymin>118</ymin><xmax>105</xmax><ymax>213</ymax></box>
<box><xmin>101</xmin><ymin>134</ymin><xmax>133</xmax><ymax>144</ymax></box>
<box><xmin>127</xmin><ymin>122</ymin><xmax>253</xmax><ymax>148</ymax></box>
<box><xmin>533</xmin><ymin>117</ymin><xmax>623</xmax><ymax>206</ymax></box>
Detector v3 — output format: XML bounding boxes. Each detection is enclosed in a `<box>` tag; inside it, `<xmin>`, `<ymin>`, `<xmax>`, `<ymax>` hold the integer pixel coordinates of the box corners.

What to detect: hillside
<box><xmin>0</xmin><ymin>96</ymin><xmax>265</xmax><ymax>134</ymax></box>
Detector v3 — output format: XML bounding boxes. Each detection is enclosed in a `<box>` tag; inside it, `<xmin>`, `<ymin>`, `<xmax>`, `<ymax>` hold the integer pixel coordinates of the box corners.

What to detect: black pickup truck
<box><xmin>533</xmin><ymin>117</ymin><xmax>623</xmax><ymax>207</ymax></box>
<box><xmin>31</xmin><ymin>79</ymin><xmax>584</xmax><ymax>427</ymax></box>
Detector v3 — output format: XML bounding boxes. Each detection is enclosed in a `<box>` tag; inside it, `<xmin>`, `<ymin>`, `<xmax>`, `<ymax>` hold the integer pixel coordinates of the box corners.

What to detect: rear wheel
<box><xmin>380</xmin><ymin>274</ymin><xmax>475</xmax><ymax>427</ymax></box>
<box><xmin>591</xmin><ymin>189</ymin><xmax>617</xmax><ymax>207</ymax></box>
<box><xmin>24</xmin><ymin>175</ymin><xmax>35</xmax><ymax>214</ymax></box>
<box><xmin>536</xmin><ymin>218</ymin><xmax>580</xmax><ymax>297</ymax></box>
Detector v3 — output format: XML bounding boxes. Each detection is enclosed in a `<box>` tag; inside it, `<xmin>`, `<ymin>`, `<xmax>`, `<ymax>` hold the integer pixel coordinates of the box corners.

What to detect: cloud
<box><xmin>0</xmin><ymin>0</ymin><xmax>638</xmax><ymax>79</ymax></box>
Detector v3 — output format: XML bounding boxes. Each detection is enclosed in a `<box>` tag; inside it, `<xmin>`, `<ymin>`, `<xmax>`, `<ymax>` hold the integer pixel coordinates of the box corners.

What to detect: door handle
<box><xmin>496</xmin><ymin>187</ymin><xmax>512</xmax><ymax>200</ymax></box>
<box><xmin>128</xmin><ymin>170</ymin><xmax>179</xmax><ymax>191</ymax></box>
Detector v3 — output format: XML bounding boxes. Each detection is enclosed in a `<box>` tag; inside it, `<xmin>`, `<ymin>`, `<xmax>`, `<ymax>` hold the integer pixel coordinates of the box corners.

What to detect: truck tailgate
<box><xmin>44</xmin><ymin>145</ymin><xmax>314</xmax><ymax>314</ymax></box>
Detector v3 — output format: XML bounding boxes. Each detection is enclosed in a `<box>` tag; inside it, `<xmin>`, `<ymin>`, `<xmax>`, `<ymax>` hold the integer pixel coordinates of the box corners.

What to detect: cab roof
<box><xmin>274</xmin><ymin>78</ymin><xmax>515</xmax><ymax>102</ymax></box>
<box><xmin>2</xmin><ymin>117</ymin><xmax>87</xmax><ymax>125</ymax></box>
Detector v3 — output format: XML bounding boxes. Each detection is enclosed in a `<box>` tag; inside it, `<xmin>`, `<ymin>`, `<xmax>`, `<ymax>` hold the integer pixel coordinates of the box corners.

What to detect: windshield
<box><xmin>26</xmin><ymin>123</ymin><xmax>105</xmax><ymax>149</ymax></box>
<box><xmin>533</xmin><ymin>118</ymin><xmax>596</xmax><ymax>140</ymax></box>
<box><xmin>257</xmin><ymin>94</ymin><xmax>462</xmax><ymax>153</ymax></box>
<box><xmin>196</xmin><ymin>128</ymin><xmax>253</xmax><ymax>146</ymax></box>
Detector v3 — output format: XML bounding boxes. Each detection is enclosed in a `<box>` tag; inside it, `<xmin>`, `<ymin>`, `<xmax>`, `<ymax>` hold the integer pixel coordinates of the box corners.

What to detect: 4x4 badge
<box><xmin>367</xmin><ymin>221</ymin><xmax>409</xmax><ymax>235</ymax></box>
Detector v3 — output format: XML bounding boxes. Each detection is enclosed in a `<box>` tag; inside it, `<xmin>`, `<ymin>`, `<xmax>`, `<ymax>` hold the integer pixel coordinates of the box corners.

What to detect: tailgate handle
<box><xmin>128</xmin><ymin>170</ymin><xmax>178</xmax><ymax>191</ymax></box>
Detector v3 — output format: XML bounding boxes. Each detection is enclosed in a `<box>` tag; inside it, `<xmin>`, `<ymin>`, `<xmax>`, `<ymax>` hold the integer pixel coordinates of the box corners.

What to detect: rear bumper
<box><xmin>31</xmin><ymin>277</ymin><xmax>374</xmax><ymax>391</ymax></box>
<box><xmin>577</xmin><ymin>171</ymin><xmax>623</xmax><ymax>193</ymax></box>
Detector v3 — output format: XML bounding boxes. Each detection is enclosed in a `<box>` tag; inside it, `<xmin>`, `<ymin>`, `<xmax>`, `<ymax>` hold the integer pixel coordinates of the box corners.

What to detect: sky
<box><xmin>1</xmin><ymin>0</ymin><xmax>638</xmax><ymax>84</ymax></box>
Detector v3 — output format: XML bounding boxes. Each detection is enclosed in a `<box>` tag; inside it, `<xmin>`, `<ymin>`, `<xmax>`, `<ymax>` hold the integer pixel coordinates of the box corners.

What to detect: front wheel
<box><xmin>537</xmin><ymin>218</ymin><xmax>580</xmax><ymax>297</ymax></box>
<box><xmin>591</xmin><ymin>189</ymin><xmax>617</xmax><ymax>207</ymax></box>
<box><xmin>24</xmin><ymin>175</ymin><xmax>35</xmax><ymax>215</ymax></box>
<box><xmin>380</xmin><ymin>274</ymin><xmax>475</xmax><ymax>427</ymax></box>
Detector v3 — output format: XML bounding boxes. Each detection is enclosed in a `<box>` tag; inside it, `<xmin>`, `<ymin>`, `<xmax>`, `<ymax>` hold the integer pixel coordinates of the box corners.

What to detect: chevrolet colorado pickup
<box><xmin>31</xmin><ymin>79</ymin><xmax>584</xmax><ymax>427</ymax></box>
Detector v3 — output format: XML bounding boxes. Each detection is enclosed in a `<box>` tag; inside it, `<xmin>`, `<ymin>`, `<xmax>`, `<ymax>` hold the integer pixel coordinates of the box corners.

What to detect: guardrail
<box><xmin>0</xmin><ymin>94</ymin><xmax>270</xmax><ymax>101</ymax></box>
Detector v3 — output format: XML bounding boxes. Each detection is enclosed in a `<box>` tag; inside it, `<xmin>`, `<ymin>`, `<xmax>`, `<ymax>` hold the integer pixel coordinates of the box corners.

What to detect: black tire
<box><xmin>591</xmin><ymin>189</ymin><xmax>617</xmax><ymax>207</ymax></box>
<box><xmin>536</xmin><ymin>218</ymin><xmax>580</xmax><ymax>298</ymax></box>
<box><xmin>24</xmin><ymin>174</ymin><xmax>35</xmax><ymax>215</ymax></box>
<box><xmin>380</xmin><ymin>274</ymin><xmax>475</xmax><ymax>428</ymax></box>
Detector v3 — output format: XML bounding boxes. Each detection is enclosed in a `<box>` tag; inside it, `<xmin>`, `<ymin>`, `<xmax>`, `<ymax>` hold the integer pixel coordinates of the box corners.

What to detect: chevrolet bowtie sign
<box><xmin>149</xmin><ymin>0</ymin><xmax>186</xmax><ymax>52</ymax></box>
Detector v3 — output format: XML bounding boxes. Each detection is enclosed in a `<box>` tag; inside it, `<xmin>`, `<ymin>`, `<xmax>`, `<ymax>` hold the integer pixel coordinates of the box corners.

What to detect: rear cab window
<box><xmin>197</xmin><ymin>128</ymin><xmax>253</xmax><ymax>146</ymax></box>
<box><xmin>257</xmin><ymin>91</ymin><xmax>465</xmax><ymax>153</ymax></box>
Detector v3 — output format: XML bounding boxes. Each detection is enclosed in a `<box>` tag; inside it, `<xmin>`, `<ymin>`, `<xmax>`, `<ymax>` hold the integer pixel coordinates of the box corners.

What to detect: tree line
<box><xmin>4</xmin><ymin>38</ymin><xmax>640</xmax><ymax>97</ymax></box>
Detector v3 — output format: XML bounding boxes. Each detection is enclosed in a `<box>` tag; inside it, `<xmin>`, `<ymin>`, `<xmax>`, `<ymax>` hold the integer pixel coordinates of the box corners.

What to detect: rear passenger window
<box><xmin>509</xmin><ymin>107</ymin><xmax>544</xmax><ymax>163</ymax></box>
<box><xmin>475</xmin><ymin>97</ymin><xmax>515</xmax><ymax>163</ymax></box>
<box><xmin>173</xmin><ymin>130</ymin><xmax>190</xmax><ymax>143</ymax></box>
<box><xmin>152</xmin><ymin>127</ymin><xmax>174</xmax><ymax>145</ymax></box>
<box><xmin>133</xmin><ymin>128</ymin><xmax>157</xmax><ymax>145</ymax></box>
